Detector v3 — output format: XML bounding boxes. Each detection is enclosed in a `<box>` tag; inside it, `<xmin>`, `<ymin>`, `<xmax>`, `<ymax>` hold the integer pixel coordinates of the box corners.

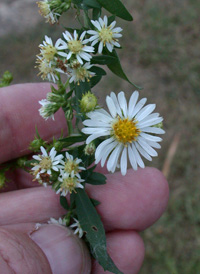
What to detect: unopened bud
<box><xmin>80</xmin><ymin>91</ymin><xmax>97</xmax><ymax>113</ymax></box>
<box><xmin>154</xmin><ymin>122</ymin><xmax>163</xmax><ymax>129</ymax></box>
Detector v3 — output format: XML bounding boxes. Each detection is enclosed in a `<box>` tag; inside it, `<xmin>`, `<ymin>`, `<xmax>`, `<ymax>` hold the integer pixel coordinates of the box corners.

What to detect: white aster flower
<box><xmin>39</xmin><ymin>35</ymin><xmax>67</xmax><ymax>62</ymax></box>
<box><xmin>57</xmin><ymin>170</ymin><xmax>84</xmax><ymax>196</ymax></box>
<box><xmin>39</xmin><ymin>98</ymin><xmax>59</xmax><ymax>120</ymax></box>
<box><xmin>32</xmin><ymin>146</ymin><xmax>64</xmax><ymax>178</ymax></box>
<box><xmin>69</xmin><ymin>62</ymin><xmax>95</xmax><ymax>84</ymax></box>
<box><xmin>87</xmin><ymin>15</ymin><xmax>123</xmax><ymax>54</ymax></box>
<box><xmin>62</xmin><ymin>30</ymin><xmax>94</xmax><ymax>64</ymax></box>
<box><xmin>37</xmin><ymin>0</ymin><xmax>60</xmax><ymax>24</ymax></box>
<box><xmin>70</xmin><ymin>218</ymin><xmax>84</xmax><ymax>238</ymax></box>
<box><xmin>82</xmin><ymin>91</ymin><xmax>165</xmax><ymax>176</ymax></box>
<box><xmin>48</xmin><ymin>217</ymin><xmax>67</xmax><ymax>226</ymax></box>
<box><xmin>59</xmin><ymin>152</ymin><xmax>85</xmax><ymax>178</ymax></box>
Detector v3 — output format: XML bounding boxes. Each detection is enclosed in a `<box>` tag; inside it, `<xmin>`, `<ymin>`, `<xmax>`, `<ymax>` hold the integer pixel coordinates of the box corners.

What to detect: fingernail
<box><xmin>30</xmin><ymin>224</ymin><xmax>91</xmax><ymax>274</ymax></box>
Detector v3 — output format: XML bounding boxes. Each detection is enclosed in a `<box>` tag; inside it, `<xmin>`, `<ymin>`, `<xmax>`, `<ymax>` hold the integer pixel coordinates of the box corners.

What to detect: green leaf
<box><xmin>75</xmin><ymin>189</ymin><xmax>123</xmax><ymax>274</ymax></box>
<box><xmin>90</xmin><ymin>198</ymin><xmax>101</xmax><ymax>207</ymax></box>
<box><xmin>60</xmin><ymin>196</ymin><xmax>70</xmax><ymax>210</ymax></box>
<box><xmin>92</xmin><ymin>8</ymin><xmax>101</xmax><ymax>20</ymax></box>
<box><xmin>91</xmin><ymin>55</ymin><xmax>117</xmax><ymax>65</ymax></box>
<box><xmin>59</xmin><ymin>134</ymin><xmax>86</xmax><ymax>144</ymax></box>
<box><xmin>75</xmin><ymin>81</ymin><xmax>91</xmax><ymax>100</ymax></box>
<box><xmin>90</xmin><ymin>75</ymin><xmax>102</xmax><ymax>88</ymax></box>
<box><xmin>107</xmin><ymin>50</ymin><xmax>142</xmax><ymax>89</ymax></box>
<box><xmin>96</xmin><ymin>0</ymin><xmax>133</xmax><ymax>21</ymax></box>
<box><xmin>90</xmin><ymin>66</ymin><xmax>106</xmax><ymax>76</ymax></box>
<box><xmin>86</xmin><ymin>172</ymin><xmax>107</xmax><ymax>185</ymax></box>
<box><xmin>83</xmin><ymin>0</ymin><xmax>101</xmax><ymax>9</ymax></box>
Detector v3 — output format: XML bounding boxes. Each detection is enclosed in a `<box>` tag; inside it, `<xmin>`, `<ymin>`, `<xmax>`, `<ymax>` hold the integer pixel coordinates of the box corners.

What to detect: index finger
<box><xmin>0</xmin><ymin>83</ymin><xmax>68</xmax><ymax>164</ymax></box>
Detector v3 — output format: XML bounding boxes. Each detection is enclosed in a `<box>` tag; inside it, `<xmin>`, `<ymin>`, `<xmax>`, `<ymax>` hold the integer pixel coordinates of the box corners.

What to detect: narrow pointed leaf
<box><xmin>75</xmin><ymin>189</ymin><xmax>124</xmax><ymax>274</ymax></box>
<box><xmin>96</xmin><ymin>0</ymin><xmax>133</xmax><ymax>21</ymax></box>
<box><xmin>91</xmin><ymin>55</ymin><xmax>117</xmax><ymax>65</ymax></box>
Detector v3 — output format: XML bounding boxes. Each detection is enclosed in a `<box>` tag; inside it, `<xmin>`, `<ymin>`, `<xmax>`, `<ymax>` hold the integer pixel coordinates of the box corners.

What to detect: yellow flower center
<box><xmin>41</xmin><ymin>44</ymin><xmax>57</xmax><ymax>61</ymax></box>
<box><xmin>112</xmin><ymin>117</ymin><xmax>140</xmax><ymax>144</ymax></box>
<box><xmin>64</xmin><ymin>160</ymin><xmax>79</xmax><ymax>174</ymax></box>
<box><xmin>61</xmin><ymin>177</ymin><xmax>77</xmax><ymax>194</ymax></box>
<box><xmin>68</xmin><ymin>40</ymin><xmax>83</xmax><ymax>54</ymax></box>
<box><xmin>40</xmin><ymin>157</ymin><xmax>52</xmax><ymax>169</ymax></box>
<box><xmin>99</xmin><ymin>27</ymin><xmax>113</xmax><ymax>45</ymax></box>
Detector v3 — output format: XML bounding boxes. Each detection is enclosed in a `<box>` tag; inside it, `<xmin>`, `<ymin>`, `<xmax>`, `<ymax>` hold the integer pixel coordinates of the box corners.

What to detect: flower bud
<box><xmin>154</xmin><ymin>122</ymin><xmax>163</xmax><ymax>129</ymax></box>
<box><xmin>80</xmin><ymin>91</ymin><xmax>98</xmax><ymax>113</ymax></box>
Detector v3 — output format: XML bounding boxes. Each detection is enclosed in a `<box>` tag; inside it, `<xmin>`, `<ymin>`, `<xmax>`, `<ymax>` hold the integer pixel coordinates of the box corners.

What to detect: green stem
<box><xmin>67</xmin><ymin>119</ymin><xmax>73</xmax><ymax>135</ymax></box>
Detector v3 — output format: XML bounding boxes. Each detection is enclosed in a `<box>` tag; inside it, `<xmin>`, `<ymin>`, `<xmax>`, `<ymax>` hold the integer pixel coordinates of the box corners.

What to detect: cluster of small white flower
<box><xmin>31</xmin><ymin>146</ymin><xmax>85</xmax><ymax>195</ymax></box>
<box><xmin>36</xmin><ymin>16</ymin><xmax>123</xmax><ymax>84</ymax></box>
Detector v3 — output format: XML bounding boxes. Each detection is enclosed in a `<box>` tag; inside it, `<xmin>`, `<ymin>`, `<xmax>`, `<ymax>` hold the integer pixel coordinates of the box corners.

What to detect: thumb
<box><xmin>0</xmin><ymin>224</ymin><xmax>91</xmax><ymax>274</ymax></box>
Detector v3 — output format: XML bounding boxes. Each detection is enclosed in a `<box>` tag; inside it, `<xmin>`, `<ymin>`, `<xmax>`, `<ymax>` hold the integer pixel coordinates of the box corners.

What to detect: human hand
<box><xmin>0</xmin><ymin>83</ymin><xmax>169</xmax><ymax>274</ymax></box>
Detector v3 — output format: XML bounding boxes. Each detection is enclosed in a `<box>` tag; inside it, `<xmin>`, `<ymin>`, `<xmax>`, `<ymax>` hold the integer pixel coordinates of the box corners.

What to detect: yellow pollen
<box><xmin>40</xmin><ymin>44</ymin><xmax>57</xmax><ymax>61</ymax></box>
<box><xmin>112</xmin><ymin>117</ymin><xmax>140</xmax><ymax>144</ymax></box>
<box><xmin>68</xmin><ymin>40</ymin><xmax>83</xmax><ymax>54</ymax></box>
<box><xmin>40</xmin><ymin>157</ymin><xmax>52</xmax><ymax>169</ymax></box>
<box><xmin>99</xmin><ymin>27</ymin><xmax>113</xmax><ymax>45</ymax></box>
<box><xmin>64</xmin><ymin>160</ymin><xmax>79</xmax><ymax>174</ymax></box>
<box><xmin>61</xmin><ymin>177</ymin><xmax>77</xmax><ymax>194</ymax></box>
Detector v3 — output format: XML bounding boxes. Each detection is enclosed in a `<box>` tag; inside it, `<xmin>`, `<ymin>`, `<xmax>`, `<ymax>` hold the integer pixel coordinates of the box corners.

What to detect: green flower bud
<box><xmin>16</xmin><ymin>157</ymin><xmax>28</xmax><ymax>168</ymax></box>
<box><xmin>47</xmin><ymin>92</ymin><xmax>65</xmax><ymax>104</ymax></box>
<box><xmin>80</xmin><ymin>92</ymin><xmax>98</xmax><ymax>113</ymax></box>
<box><xmin>0</xmin><ymin>71</ymin><xmax>13</xmax><ymax>87</ymax></box>
<box><xmin>154</xmin><ymin>122</ymin><xmax>163</xmax><ymax>129</ymax></box>
<box><xmin>29</xmin><ymin>138</ymin><xmax>46</xmax><ymax>152</ymax></box>
<box><xmin>84</xmin><ymin>142</ymin><xmax>96</xmax><ymax>156</ymax></box>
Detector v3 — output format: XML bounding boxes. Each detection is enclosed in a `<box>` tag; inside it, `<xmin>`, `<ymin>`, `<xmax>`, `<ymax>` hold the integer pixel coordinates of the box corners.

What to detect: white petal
<box><xmin>128</xmin><ymin>145</ymin><xmax>138</xmax><ymax>170</ymax></box>
<box><xmin>98</xmin><ymin>42</ymin><xmax>103</xmax><ymax>54</ymax></box>
<box><xmin>136</xmin><ymin>104</ymin><xmax>156</xmax><ymax>121</ymax></box>
<box><xmin>120</xmin><ymin>147</ymin><xmax>127</xmax><ymax>175</ymax></box>
<box><xmin>118</xmin><ymin>91</ymin><xmax>127</xmax><ymax>117</ymax></box>
<box><xmin>107</xmin><ymin>144</ymin><xmax>123</xmax><ymax>172</ymax></box>
<box><xmin>140</xmin><ymin>132</ymin><xmax>162</xmax><ymax>142</ymax></box>
<box><xmin>106</xmin><ymin>96</ymin><xmax>117</xmax><ymax>118</ymax></box>
<box><xmin>135</xmin><ymin>142</ymin><xmax>152</xmax><ymax>161</ymax></box>
<box><xmin>142</xmin><ymin>127</ymin><xmax>165</xmax><ymax>134</ymax></box>
<box><xmin>137</xmin><ymin>137</ymin><xmax>158</xmax><ymax>157</ymax></box>
<box><xmin>131</xmin><ymin>98</ymin><xmax>147</xmax><ymax>118</ymax></box>
<box><xmin>131</xmin><ymin>143</ymin><xmax>145</xmax><ymax>168</ymax></box>
<box><xmin>40</xmin><ymin>146</ymin><xmax>48</xmax><ymax>156</ymax></box>
<box><xmin>128</xmin><ymin>91</ymin><xmax>139</xmax><ymax>118</ymax></box>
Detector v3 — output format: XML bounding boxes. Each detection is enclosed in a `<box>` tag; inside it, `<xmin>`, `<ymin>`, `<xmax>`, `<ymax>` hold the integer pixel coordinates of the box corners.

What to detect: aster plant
<box><xmin>2</xmin><ymin>1</ymin><xmax>165</xmax><ymax>273</ymax></box>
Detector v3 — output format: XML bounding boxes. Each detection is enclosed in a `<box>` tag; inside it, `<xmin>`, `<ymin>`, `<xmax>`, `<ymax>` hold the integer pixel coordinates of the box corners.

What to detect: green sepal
<box><xmin>106</xmin><ymin>50</ymin><xmax>142</xmax><ymax>90</ymax></box>
<box><xmin>96</xmin><ymin>0</ymin><xmax>133</xmax><ymax>21</ymax></box>
<box><xmin>75</xmin><ymin>188</ymin><xmax>123</xmax><ymax>274</ymax></box>
<box><xmin>91</xmin><ymin>55</ymin><xmax>117</xmax><ymax>65</ymax></box>
<box><xmin>60</xmin><ymin>196</ymin><xmax>70</xmax><ymax>210</ymax></box>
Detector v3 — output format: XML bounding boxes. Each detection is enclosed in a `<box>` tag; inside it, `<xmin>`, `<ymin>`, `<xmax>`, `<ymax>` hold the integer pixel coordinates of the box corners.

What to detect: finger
<box><xmin>87</xmin><ymin>167</ymin><xmax>169</xmax><ymax>231</ymax></box>
<box><xmin>0</xmin><ymin>168</ymin><xmax>168</xmax><ymax>232</ymax></box>
<box><xmin>0</xmin><ymin>224</ymin><xmax>91</xmax><ymax>274</ymax></box>
<box><xmin>92</xmin><ymin>231</ymin><xmax>144</xmax><ymax>274</ymax></box>
<box><xmin>0</xmin><ymin>83</ymin><xmax>68</xmax><ymax>164</ymax></box>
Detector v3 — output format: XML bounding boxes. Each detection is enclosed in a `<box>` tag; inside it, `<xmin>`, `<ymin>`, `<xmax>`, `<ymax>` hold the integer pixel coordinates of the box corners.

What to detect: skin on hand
<box><xmin>0</xmin><ymin>84</ymin><xmax>169</xmax><ymax>274</ymax></box>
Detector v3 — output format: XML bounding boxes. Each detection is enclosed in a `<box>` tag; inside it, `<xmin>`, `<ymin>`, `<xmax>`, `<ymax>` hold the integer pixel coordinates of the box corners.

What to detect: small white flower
<box><xmin>87</xmin><ymin>15</ymin><xmax>123</xmax><ymax>54</ymax></box>
<box><xmin>39</xmin><ymin>35</ymin><xmax>67</xmax><ymax>62</ymax></box>
<box><xmin>69</xmin><ymin>62</ymin><xmax>95</xmax><ymax>84</ymax></box>
<box><xmin>37</xmin><ymin>0</ymin><xmax>60</xmax><ymax>24</ymax></box>
<box><xmin>48</xmin><ymin>217</ymin><xmax>67</xmax><ymax>226</ymax></box>
<box><xmin>39</xmin><ymin>98</ymin><xmax>59</xmax><ymax>120</ymax></box>
<box><xmin>32</xmin><ymin>146</ymin><xmax>64</xmax><ymax>178</ymax></box>
<box><xmin>70</xmin><ymin>218</ymin><xmax>84</xmax><ymax>238</ymax></box>
<box><xmin>57</xmin><ymin>170</ymin><xmax>84</xmax><ymax>196</ymax></box>
<box><xmin>62</xmin><ymin>30</ymin><xmax>94</xmax><ymax>64</ymax></box>
<box><xmin>82</xmin><ymin>91</ymin><xmax>165</xmax><ymax>175</ymax></box>
<box><xmin>59</xmin><ymin>152</ymin><xmax>85</xmax><ymax>178</ymax></box>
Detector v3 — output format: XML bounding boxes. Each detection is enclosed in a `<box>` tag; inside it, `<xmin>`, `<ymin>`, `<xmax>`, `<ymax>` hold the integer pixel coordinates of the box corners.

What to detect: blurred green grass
<box><xmin>1</xmin><ymin>0</ymin><xmax>200</xmax><ymax>273</ymax></box>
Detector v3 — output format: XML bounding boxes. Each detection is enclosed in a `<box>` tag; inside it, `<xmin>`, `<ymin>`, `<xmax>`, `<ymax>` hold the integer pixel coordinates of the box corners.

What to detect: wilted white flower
<box><xmin>87</xmin><ymin>15</ymin><xmax>123</xmax><ymax>54</ymax></box>
<box><xmin>32</xmin><ymin>146</ymin><xmax>64</xmax><ymax>178</ymax></box>
<box><xmin>70</xmin><ymin>218</ymin><xmax>84</xmax><ymax>238</ymax></box>
<box><xmin>56</xmin><ymin>170</ymin><xmax>84</xmax><ymax>196</ymax></box>
<box><xmin>62</xmin><ymin>30</ymin><xmax>94</xmax><ymax>64</ymax></box>
<box><xmin>36</xmin><ymin>56</ymin><xmax>59</xmax><ymax>83</ymax></box>
<box><xmin>69</xmin><ymin>62</ymin><xmax>95</xmax><ymax>84</ymax></box>
<box><xmin>82</xmin><ymin>91</ymin><xmax>165</xmax><ymax>175</ymax></box>
<box><xmin>48</xmin><ymin>217</ymin><xmax>67</xmax><ymax>226</ymax></box>
<box><xmin>37</xmin><ymin>0</ymin><xmax>60</xmax><ymax>24</ymax></box>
